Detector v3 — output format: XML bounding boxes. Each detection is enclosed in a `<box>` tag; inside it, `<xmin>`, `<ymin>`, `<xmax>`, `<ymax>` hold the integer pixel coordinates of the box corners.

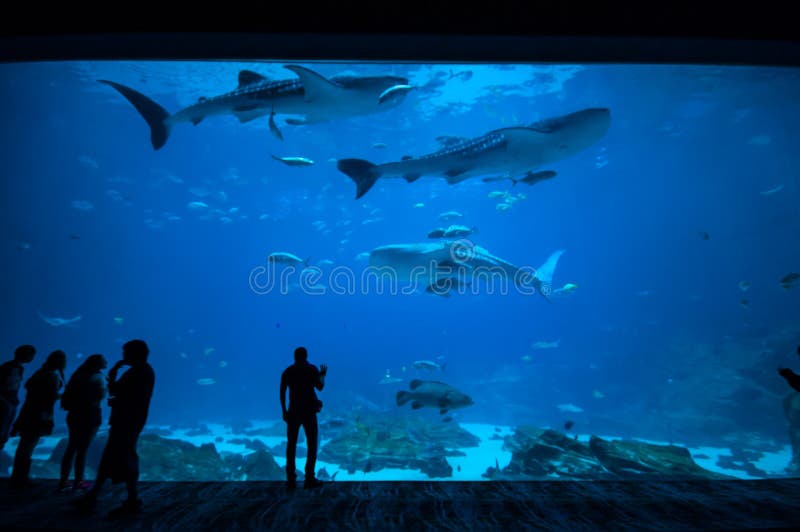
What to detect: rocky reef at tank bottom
<box><xmin>2</xmin><ymin>401</ymin><xmax>799</xmax><ymax>482</ymax></box>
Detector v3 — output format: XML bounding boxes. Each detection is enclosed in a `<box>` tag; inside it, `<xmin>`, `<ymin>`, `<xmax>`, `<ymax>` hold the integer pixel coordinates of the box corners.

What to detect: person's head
<box><xmin>123</xmin><ymin>339</ymin><xmax>149</xmax><ymax>365</ymax></box>
<box><xmin>44</xmin><ymin>350</ymin><xmax>67</xmax><ymax>372</ymax></box>
<box><xmin>82</xmin><ymin>354</ymin><xmax>108</xmax><ymax>374</ymax></box>
<box><xmin>294</xmin><ymin>346</ymin><xmax>308</xmax><ymax>363</ymax></box>
<box><xmin>14</xmin><ymin>344</ymin><xmax>36</xmax><ymax>364</ymax></box>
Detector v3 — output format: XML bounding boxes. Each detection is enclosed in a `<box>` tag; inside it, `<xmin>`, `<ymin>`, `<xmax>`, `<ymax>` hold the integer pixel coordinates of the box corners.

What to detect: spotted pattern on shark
<box><xmin>415</xmin><ymin>132</ymin><xmax>508</xmax><ymax>162</ymax></box>
<box><xmin>192</xmin><ymin>79</ymin><xmax>304</xmax><ymax>108</ymax></box>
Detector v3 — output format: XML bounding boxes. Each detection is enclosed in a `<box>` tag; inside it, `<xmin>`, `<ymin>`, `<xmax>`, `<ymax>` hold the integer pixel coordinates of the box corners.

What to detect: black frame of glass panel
<box><xmin>2</xmin><ymin>33</ymin><xmax>800</xmax><ymax>67</ymax></box>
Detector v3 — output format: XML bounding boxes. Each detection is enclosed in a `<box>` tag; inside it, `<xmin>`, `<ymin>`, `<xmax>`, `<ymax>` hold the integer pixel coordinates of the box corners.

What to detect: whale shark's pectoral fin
<box><xmin>403</xmin><ymin>173</ymin><xmax>422</xmax><ymax>183</ymax></box>
<box><xmin>284</xmin><ymin>65</ymin><xmax>342</xmax><ymax>103</ymax></box>
<box><xmin>234</xmin><ymin>112</ymin><xmax>262</xmax><ymax>124</ymax></box>
<box><xmin>426</xmin><ymin>285</ymin><xmax>451</xmax><ymax>298</ymax></box>
<box><xmin>444</xmin><ymin>168</ymin><xmax>469</xmax><ymax>184</ymax></box>
<box><xmin>238</xmin><ymin>70</ymin><xmax>268</xmax><ymax>88</ymax></box>
<box><xmin>191</xmin><ymin>117</ymin><xmax>204</xmax><ymax>126</ymax></box>
<box><xmin>232</xmin><ymin>103</ymin><xmax>265</xmax><ymax>124</ymax></box>
<box><xmin>445</xmin><ymin>168</ymin><xmax>468</xmax><ymax>178</ymax></box>
<box><xmin>411</xmin><ymin>401</ymin><xmax>425</xmax><ymax>409</ymax></box>
<box><xmin>438</xmin><ymin>259</ymin><xmax>473</xmax><ymax>272</ymax></box>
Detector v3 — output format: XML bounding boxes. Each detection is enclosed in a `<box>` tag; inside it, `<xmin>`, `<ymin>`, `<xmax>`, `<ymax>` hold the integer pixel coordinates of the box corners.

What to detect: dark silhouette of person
<box><xmin>280</xmin><ymin>346</ymin><xmax>327</xmax><ymax>489</ymax></box>
<box><xmin>59</xmin><ymin>354</ymin><xmax>108</xmax><ymax>492</ymax></box>
<box><xmin>0</xmin><ymin>344</ymin><xmax>36</xmax><ymax>454</ymax></box>
<box><xmin>778</xmin><ymin>344</ymin><xmax>800</xmax><ymax>392</ymax></box>
<box><xmin>75</xmin><ymin>340</ymin><xmax>154</xmax><ymax>517</ymax></box>
<box><xmin>9</xmin><ymin>349</ymin><xmax>66</xmax><ymax>488</ymax></box>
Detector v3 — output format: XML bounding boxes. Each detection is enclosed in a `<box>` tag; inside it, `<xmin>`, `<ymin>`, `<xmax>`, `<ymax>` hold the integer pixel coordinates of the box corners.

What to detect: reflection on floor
<box><xmin>1</xmin><ymin>478</ymin><xmax>800</xmax><ymax>530</ymax></box>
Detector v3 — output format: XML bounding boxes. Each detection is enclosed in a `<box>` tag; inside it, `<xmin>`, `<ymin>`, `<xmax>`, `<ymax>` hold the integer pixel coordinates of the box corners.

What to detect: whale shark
<box><xmin>337</xmin><ymin>108</ymin><xmax>610</xmax><ymax>198</ymax></box>
<box><xmin>99</xmin><ymin>65</ymin><xmax>410</xmax><ymax>150</ymax></box>
<box><xmin>368</xmin><ymin>241</ymin><xmax>564</xmax><ymax>301</ymax></box>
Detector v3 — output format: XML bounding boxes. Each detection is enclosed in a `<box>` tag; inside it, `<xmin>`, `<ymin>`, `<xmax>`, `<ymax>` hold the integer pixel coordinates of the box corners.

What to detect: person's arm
<box><xmin>280</xmin><ymin>372</ymin><xmax>288</xmax><ymax>421</ymax></box>
<box><xmin>106</xmin><ymin>360</ymin><xmax>126</xmax><ymax>396</ymax></box>
<box><xmin>779</xmin><ymin>368</ymin><xmax>800</xmax><ymax>393</ymax></box>
<box><xmin>92</xmin><ymin>373</ymin><xmax>107</xmax><ymax>402</ymax></box>
<box><xmin>316</xmin><ymin>364</ymin><xmax>327</xmax><ymax>391</ymax></box>
<box><xmin>43</xmin><ymin>371</ymin><xmax>61</xmax><ymax>404</ymax></box>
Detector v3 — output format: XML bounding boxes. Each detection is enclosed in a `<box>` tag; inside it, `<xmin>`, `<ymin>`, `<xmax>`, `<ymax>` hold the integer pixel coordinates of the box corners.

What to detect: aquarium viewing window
<box><xmin>1</xmin><ymin>34</ymin><xmax>800</xmax><ymax>484</ymax></box>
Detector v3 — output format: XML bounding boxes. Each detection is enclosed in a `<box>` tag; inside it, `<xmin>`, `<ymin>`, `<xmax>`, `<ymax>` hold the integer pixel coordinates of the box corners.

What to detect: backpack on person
<box><xmin>0</xmin><ymin>361</ymin><xmax>22</xmax><ymax>395</ymax></box>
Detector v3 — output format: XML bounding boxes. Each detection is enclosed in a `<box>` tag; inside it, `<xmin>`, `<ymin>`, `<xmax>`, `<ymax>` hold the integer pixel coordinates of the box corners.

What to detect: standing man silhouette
<box><xmin>0</xmin><ymin>345</ymin><xmax>36</xmax><ymax>453</ymax></box>
<box><xmin>280</xmin><ymin>346</ymin><xmax>327</xmax><ymax>490</ymax></box>
<box><xmin>778</xmin><ymin>345</ymin><xmax>800</xmax><ymax>392</ymax></box>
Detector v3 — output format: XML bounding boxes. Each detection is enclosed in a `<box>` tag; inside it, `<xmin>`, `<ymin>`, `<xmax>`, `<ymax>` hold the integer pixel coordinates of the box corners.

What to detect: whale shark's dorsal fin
<box><xmin>284</xmin><ymin>65</ymin><xmax>341</xmax><ymax>102</ymax></box>
<box><xmin>238</xmin><ymin>70</ymin><xmax>267</xmax><ymax>88</ymax></box>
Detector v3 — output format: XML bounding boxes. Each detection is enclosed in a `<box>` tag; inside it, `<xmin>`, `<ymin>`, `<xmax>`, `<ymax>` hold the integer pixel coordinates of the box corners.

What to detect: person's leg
<box><xmin>0</xmin><ymin>398</ymin><xmax>15</xmax><ymax>453</ymax></box>
<box><xmin>303</xmin><ymin>414</ymin><xmax>319</xmax><ymax>480</ymax></box>
<box><xmin>124</xmin><ymin>431</ymin><xmax>141</xmax><ymax>503</ymax></box>
<box><xmin>11</xmin><ymin>433</ymin><xmax>40</xmax><ymax>485</ymax></box>
<box><xmin>286</xmin><ymin>416</ymin><xmax>300</xmax><ymax>485</ymax></box>
<box><xmin>104</xmin><ymin>429</ymin><xmax>144</xmax><ymax>517</ymax></box>
<box><xmin>73</xmin><ymin>423</ymin><xmax>98</xmax><ymax>486</ymax></box>
<box><xmin>60</xmin><ymin>418</ymin><xmax>78</xmax><ymax>484</ymax></box>
<box><xmin>85</xmin><ymin>430</ymin><xmax>116</xmax><ymax>500</ymax></box>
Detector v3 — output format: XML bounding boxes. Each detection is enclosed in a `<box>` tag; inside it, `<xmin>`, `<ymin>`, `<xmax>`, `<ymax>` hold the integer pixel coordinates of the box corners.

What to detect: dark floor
<box><xmin>2</xmin><ymin>478</ymin><xmax>800</xmax><ymax>530</ymax></box>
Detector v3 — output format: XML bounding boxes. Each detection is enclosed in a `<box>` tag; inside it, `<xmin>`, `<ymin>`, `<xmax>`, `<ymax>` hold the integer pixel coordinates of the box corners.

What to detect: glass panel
<box><xmin>1</xmin><ymin>59</ymin><xmax>799</xmax><ymax>482</ymax></box>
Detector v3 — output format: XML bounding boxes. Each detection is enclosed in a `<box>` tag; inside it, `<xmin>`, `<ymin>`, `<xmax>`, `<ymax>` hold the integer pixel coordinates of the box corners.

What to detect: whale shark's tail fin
<box><xmin>534</xmin><ymin>249</ymin><xmax>565</xmax><ymax>302</ymax></box>
<box><xmin>337</xmin><ymin>159</ymin><xmax>380</xmax><ymax>199</ymax></box>
<box><xmin>98</xmin><ymin>80</ymin><xmax>171</xmax><ymax>150</ymax></box>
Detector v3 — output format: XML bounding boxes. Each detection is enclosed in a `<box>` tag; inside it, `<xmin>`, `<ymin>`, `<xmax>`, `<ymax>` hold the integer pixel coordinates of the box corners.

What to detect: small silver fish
<box><xmin>413</xmin><ymin>360</ymin><xmax>446</xmax><ymax>371</ymax></box>
<box><xmin>268</xmin><ymin>252</ymin><xmax>309</xmax><ymax>267</ymax></box>
<box><xmin>442</xmin><ymin>225</ymin><xmax>477</xmax><ymax>238</ymax></box>
<box><xmin>271</xmin><ymin>155</ymin><xmax>314</xmax><ymax>167</ymax></box>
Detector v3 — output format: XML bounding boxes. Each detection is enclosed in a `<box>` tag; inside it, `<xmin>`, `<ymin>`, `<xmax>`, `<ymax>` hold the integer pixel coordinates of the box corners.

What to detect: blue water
<box><xmin>1</xmin><ymin>61</ymin><xmax>799</xmax><ymax>470</ymax></box>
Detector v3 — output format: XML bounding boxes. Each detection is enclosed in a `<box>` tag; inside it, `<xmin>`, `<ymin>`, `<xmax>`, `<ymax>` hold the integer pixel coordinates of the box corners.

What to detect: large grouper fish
<box><xmin>337</xmin><ymin>107</ymin><xmax>610</xmax><ymax>198</ymax></box>
<box><xmin>98</xmin><ymin>65</ymin><xmax>411</xmax><ymax>150</ymax></box>
<box><xmin>368</xmin><ymin>241</ymin><xmax>564</xmax><ymax>301</ymax></box>
<box><xmin>396</xmin><ymin>380</ymin><xmax>474</xmax><ymax>415</ymax></box>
